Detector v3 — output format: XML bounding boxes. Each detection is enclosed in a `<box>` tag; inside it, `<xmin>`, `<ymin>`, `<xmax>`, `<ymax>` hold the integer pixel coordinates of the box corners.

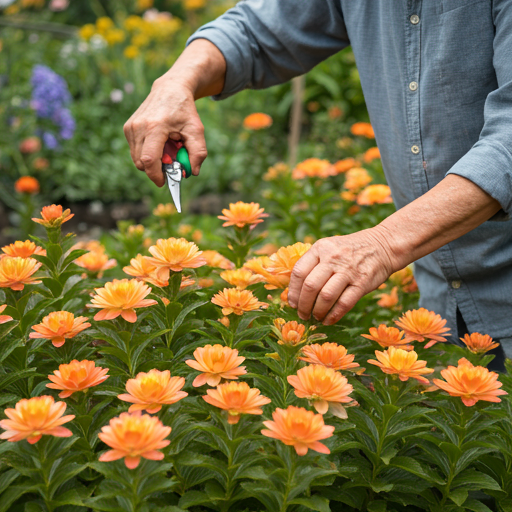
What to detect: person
<box><xmin>124</xmin><ymin>0</ymin><xmax>512</xmax><ymax>369</ymax></box>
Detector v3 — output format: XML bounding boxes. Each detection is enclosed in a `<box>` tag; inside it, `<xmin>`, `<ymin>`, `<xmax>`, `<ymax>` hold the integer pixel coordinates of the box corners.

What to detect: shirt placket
<box><xmin>404</xmin><ymin>1</ymin><xmax>482</xmax><ymax>338</ymax></box>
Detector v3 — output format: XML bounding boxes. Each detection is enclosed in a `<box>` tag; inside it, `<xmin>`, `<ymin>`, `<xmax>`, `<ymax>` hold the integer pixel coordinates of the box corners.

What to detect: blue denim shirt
<box><xmin>189</xmin><ymin>0</ymin><xmax>512</xmax><ymax>340</ymax></box>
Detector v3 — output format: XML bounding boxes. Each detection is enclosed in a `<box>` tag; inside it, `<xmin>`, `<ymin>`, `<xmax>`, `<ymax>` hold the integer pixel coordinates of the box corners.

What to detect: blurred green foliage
<box><xmin>0</xmin><ymin>0</ymin><xmax>367</xmax><ymax>206</ymax></box>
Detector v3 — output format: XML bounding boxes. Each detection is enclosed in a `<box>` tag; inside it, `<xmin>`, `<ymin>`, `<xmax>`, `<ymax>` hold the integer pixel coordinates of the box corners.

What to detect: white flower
<box><xmin>124</xmin><ymin>83</ymin><xmax>135</xmax><ymax>94</ymax></box>
<box><xmin>110</xmin><ymin>89</ymin><xmax>124</xmax><ymax>103</ymax></box>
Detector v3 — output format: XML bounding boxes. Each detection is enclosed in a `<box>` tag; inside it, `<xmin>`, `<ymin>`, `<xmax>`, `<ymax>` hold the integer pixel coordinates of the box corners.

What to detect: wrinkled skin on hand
<box><xmin>287</xmin><ymin>228</ymin><xmax>397</xmax><ymax>325</ymax></box>
<box><xmin>123</xmin><ymin>79</ymin><xmax>207</xmax><ymax>187</ymax></box>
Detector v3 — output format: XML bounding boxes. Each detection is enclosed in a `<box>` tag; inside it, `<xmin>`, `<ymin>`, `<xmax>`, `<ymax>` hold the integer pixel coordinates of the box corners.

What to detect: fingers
<box><xmin>124</xmin><ymin>121</ymin><xmax>143</xmax><ymax>171</ymax></box>
<box><xmin>287</xmin><ymin>250</ymin><xmax>320</xmax><ymax>309</ymax></box>
<box><xmin>296</xmin><ymin>265</ymin><xmax>334</xmax><ymax>320</ymax></box>
<box><xmin>323</xmin><ymin>285</ymin><xmax>363</xmax><ymax>326</ymax></box>
<box><xmin>140</xmin><ymin>131</ymin><xmax>169</xmax><ymax>187</ymax></box>
<box><xmin>181</xmin><ymin>119</ymin><xmax>207</xmax><ymax>176</ymax></box>
<box><xmin>312</xmin><ymin>274</ymin><xmax>349</xmax><ymax>321</ymax></box>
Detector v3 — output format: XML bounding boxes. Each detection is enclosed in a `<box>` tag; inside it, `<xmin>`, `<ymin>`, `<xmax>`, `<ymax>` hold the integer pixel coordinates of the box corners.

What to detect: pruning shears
<box><xmin>161</xmin><ymin>139</ymin><xmax>192</xmax><ymax>213</ymax></box>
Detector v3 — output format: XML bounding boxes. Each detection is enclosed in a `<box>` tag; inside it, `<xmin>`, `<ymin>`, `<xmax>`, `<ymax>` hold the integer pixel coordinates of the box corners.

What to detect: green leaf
<box><xmin>449</xmin><ymin>488</ymin><xmax>468</xmax><ymax>506</ymax></box>
<box><xmin>462</xmin><ymin>498</ymin><xmax>494</xmax><ymax>512</ymax></box>
<box><xmin>380</xmin><ymin>447</ymin><xmax>397</xmax><ymax>465</ymax></box>
<box><xmin>0</xmin><ymin>484</ymin><xmax>37</xmax><ymax>512</ymax></box>
<box><xmin>178</xmin><ymin>490</ymin><xmax>213</xmax><ymax>509</ymax></box>
<box><xmin>289</xmin><ymin>495</ymin><xmax>331</xmax><ymax>512</ymax></box>
<box><xmin>452</xmin><ymin>469</ymin><xmax>501</xmax><ymax>491</ymax></box>
<box><xmin>367</xmin><ymin>501</ymin><xmax>387</xmax><ymax>512</ymax></box>
<box><xmin>46</xmin><ymin>243</ymin><xmax>63</xmax><ymax>266</ymax></box>
<box><xmin>41</xmin><ymin>278</ymin><xmax>63</xmax><ymax>297</ymax></box>
<box><xmin>390</xmin><ymin>456</ymin><xmax>445</xmax><ymax>485</ymax></box>
<box><xmin>370</xmin><ymin>481</ymin><xmax>394</xmax><ymax>493</ymax></box>
<box><xmin>61</xmin><ymin>249</ymin><xmax>88</xmax><ymax>270</ymax></box>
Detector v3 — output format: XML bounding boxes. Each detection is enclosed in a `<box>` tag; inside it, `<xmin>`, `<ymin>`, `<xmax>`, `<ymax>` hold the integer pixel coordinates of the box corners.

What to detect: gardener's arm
<box><xmin>288</xmin><ymin>175</ymin><xmax>501</xmax><ymax>324</ymax></box>
<box><xmin>124</xmin><ymin>0</ymin><xmax>349</xmax><ymax>186</ymax></box>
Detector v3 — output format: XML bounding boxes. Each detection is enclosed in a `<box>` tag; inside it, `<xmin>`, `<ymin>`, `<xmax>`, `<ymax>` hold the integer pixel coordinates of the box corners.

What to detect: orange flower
<box><xmin>180</xmin><ymin>275</ymin><xmax>196</xmax><ymax>289</ymax></box>
<box><xmin>186</xmin><ymin>344</ymin><xmax>246</xmax><ymax>387</ymax></box>
<box><xmin>347</xmin><ymin>205</ymin><xmax>360</xmax><ymax>215</ymax></box>
<box><xmin>123</xmin><ymin>254</ymin><xmax>168</xmax><ymax>287</ymax></box>
<box><xmin>72</xmin><ymin>240</ymin><xmax>104</xmax><ymax>253</ymax></box>
<box><xmin>433</xmin><ymin>358</ymin><xmax>507</xmax><ymax>407</ymax></box>
<box><xmin>47</xmin><ymin>360</ymin><xmax>109</xmax><ymax>398</ymax></box>
<box><xmin>98</xmin><ymin>411</ymin><xmax>171</xmax><ymax>469</ymax></box>
<box><xmin>243</xmin><ymin>256</ymin><xmax>290</xmax><ymax>290</ymax></box>
<box><xmin>332</xmin><ymin>158</ymin><xmax>358</xmax><ymax>175</ymax></box>
<box><xmin>266</xmin><ymin>242</ymin><xmax>311</xmax><ymax>279</ymax></box>
<box><xmin>148</xmin><ymin>238</ymin><xmax>206</xmax><ymax>281</ymax></box>
<box><xmin>243</xmin><ymin>112</ymin><xmax>272</xmax><ymax>130</ymax></box>
<box><xmin>0</xmin><ymin>305</ymin><xmax>13</xmax><ymax>324</ymax></box>
<box><xmin>202</xmin><ymin>250</ymin><xmax>235</xmax><ymax>270</ymax></box>
<box><xmin>29</xmin><ymin>311</ymin><xmax>91</xmax><ymax>348</ymax></box>
<box><xmin>368</xmin><ymin>346</ymin><xmax>434</xmax><ymax>384</ymax></box>
<box><xmin>75</xmin><ymin>250</ymin><xmax>116</xmax><ymax>276</ymax></box>
<box><xmin>357</xmin><ymin>184</ymin><xmax>393</xmax><ymax>206</ymax></box>
<box><xmin>361</xmin><ymin>324</ymin><xmax>412</xmax><ymax>350</ymax></box>
<box><xmin>299</xmin><ymin>342</ymin><xmax>360</xmax><ymax>371</ymax></box>
<box><xmin>33</xmin><ymin>157</ymin><xmax>49</xmax><ymax>170</ymax></box>
<box><xmin>0</xmin><ymin>256</ymin><xmax>41</xmax><ymax>290</ymax></box>
<box><xmin>261</xmin><ymin>405</ymin><xmax>334</xmax><ymax>456</ymax></box>
<box><xmin>254</xmin><ymin>243</ymin><xmax>279</xmax><ymax>256</ymax></box>
<box><xmin>153</xmin><ymin>203</ymin><xmax>176</xmax><ymax>217</ymax></box>
<box><xmin>32</xmin><ymin>204</ymin><xmax>74</xmax><ymax>228</ymax></box>
<box><xmin>15</xmin><ymin>176</ymin><xmax>39</xmax><ymax>194</ymax></box>
<box><xmin>288</xmin><ymin>365</ymin><xmax>354</xmax><ymax>417</ymax></box>
<box><xmin>2</xmin><ymin>240</ymin><xmax>46</xmax><ymax>259</ymax></box>
<box><xmin>118</xmin><ymin>369</ymin><xmax>187</xmax><ymax>413</ymax></box>
<box><xmin>460</xmin><ymin>333</ymin><xmax>500</xmax><ymax>355</ymax></box>
<box><xmin>390</xmin><ymin>266</ymin><xmax>414</xmax><ymax>286</ymax></box>
<box><xmin>343</xmin><ymin>168</ymin><xmax>372</xmax><ymax>191</ymax></box>
<box><xmin>0</xmin><ymin>396</ymin><xmax>74</xmax><ymax>444</ymax></box>
<box><xmin>340</xmin><ymin>190</ymin><xmax>356</xmax><ymax>202</ymax></box>
<box><xmin>263</xmin><ymin>162</ymin><xmax>289</xmax><ymax>181</ymax></box>
<box><xmin>376</xmin><ymin>286</ymin><xmax>399</xmax><ymax>308</ymax></box>
<box><xmin>203</xmin><ymin>381</ymin><xmax>270</xmax><ymax>424</ymax></box>
<box><xmin>292</xmin><ymin>158</ymin><xmax>334</xmax><ymax>180</ymax></box>
<box><xmin>198</xmin><ymin>277</ymin><xmax>214</xmax><ymax>288</ymax></box>
<box><xmin>273</xmin><ymin>318</ymin><xmax>306</xmax><ymax>345</ymax></box>
<box><xmin>395</xmin><ymin>308</ymin><xmax>451</xmax><ymax>348</ymax></box>
<box><xmin>363</xmin><ymin>147</ymin><xmax>381</xmax><ymax>163</ymax></box>
<box><xmin>220</xmin><ymin>269</ymin><xmax>264</xmax><ymax>289</ymax></box>
<box><xmin>211</xmin><ymin>288</ymin><xmax>268</xmax><ymax>316</ymax></box>
<box><xmin>350</xmin><ymin>122</ymin><xmax>375</xmax><ymax>138</ymax></box>
<box><xmin>87</xmin><ymin>279</ymin><xmax>158</xmax><ymax>323</ymax></box>
<box><xmin>218</xmin><ymin>201</ymin><xmax>269</xmax><ymax>228</ymax></box>
<box><xmin>19</xmin><ymin>137</ymin><xmax>41</xmax><ymax>154</ymax></box>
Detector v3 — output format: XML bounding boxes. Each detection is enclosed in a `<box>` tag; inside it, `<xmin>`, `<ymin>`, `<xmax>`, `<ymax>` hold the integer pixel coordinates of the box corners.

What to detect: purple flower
<box><xmin>31</xmin><ymin>65</ymin><xmax>75</xmax><ymax>146</ymax></box>
<box><xmin>42</xmin><ymin>131</ymin><xmax>59</xmax><ymax>150</ymax></box>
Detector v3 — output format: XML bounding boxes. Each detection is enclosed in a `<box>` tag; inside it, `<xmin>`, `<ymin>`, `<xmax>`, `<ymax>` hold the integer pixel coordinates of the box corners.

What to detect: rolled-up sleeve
<box><xmin>446</xmin><ymin>0</ymin><xmax>512</xmax><ymax>217</ymax></box>
<box><xmin>187</xmin><ymin>0</ymin><xmax>350</xmax><ymax>100</ymax></box>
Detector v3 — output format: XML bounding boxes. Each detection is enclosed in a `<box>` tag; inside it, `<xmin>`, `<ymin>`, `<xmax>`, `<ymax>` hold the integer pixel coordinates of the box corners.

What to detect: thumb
<box><xmin>140</xmin><ymin>131</ymin><xmax>169</xmax><ymax>187</ymax></box>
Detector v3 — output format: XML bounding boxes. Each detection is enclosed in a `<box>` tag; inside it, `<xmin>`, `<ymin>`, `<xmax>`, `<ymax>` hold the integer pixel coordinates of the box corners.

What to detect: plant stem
<box><xmin>280</xmin><ymin>446</ymin><xmax>296</xmax><ymax>512</ymax></box>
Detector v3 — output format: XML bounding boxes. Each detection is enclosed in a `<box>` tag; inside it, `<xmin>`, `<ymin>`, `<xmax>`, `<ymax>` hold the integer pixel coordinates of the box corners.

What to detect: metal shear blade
<box><xmin>163</xmin><ymin>162</ymin><xmax>182</xmax><ymax>213</ymax></box>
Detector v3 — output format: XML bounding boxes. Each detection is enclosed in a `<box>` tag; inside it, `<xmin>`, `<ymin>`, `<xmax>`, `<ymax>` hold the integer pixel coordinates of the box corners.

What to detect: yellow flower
<box><xmin>124</xmin><ymin>15</ymin><xmax>144</xmax><ymax>32</ymax></box>
<box><xmin>202</xmin><ymin>250</ymin><xmax>235</xmax><ymax>270</ymax></box>
<box><xmin>132</xmin><ymin>33</ymin><xmax>150</xmax><ymax>47</ymax></box>
<box><xmin>184</xmin><ymin>0</ymin><xmax>206</xmax><ymax>10</ymax></box>
<box><xmin>267</xmin><ymin>242</ymin><xmax>311</xmax><ymax>278</ymax></box>
<box><xmin>79</xmin><ymin>24</ymin><xmax>96</xmax><ymax>40</ymax></box>
<box><xmin>75</xmin><ymin>250</ymin><xmax>117</xmax><ymax>276</ymax></box>
<box><xmin>96</xmin><ymin>17</ymin><xmax>114</xmax><ymax>34</ymax></box>
<box><xmin>104</xmin><ymin>28</ymin><xmax>125</xmax><ymax>46</ymax></box>
<box><xmin>124</xmin><ymin>45</ymin><xmax>140</xmax><ymax>59</ymax></box>
<box><xmin>243</xmin><ymin>256</ymin><xmax>290</xmax><ymax>290</ymax></box>
<box><xmin>153</xmin><ymin>203</ymin><xmax>176</xmax><ymax>217</ymax></box>
<box><xmin>263</xmin><ymin>162</ymin><xmax>289</xmax><ymax>181</ymax></box>
<box><xmin>292</xmin><ymin>158</ymin><xmax>334</xmax><ymax>180</ymax></box>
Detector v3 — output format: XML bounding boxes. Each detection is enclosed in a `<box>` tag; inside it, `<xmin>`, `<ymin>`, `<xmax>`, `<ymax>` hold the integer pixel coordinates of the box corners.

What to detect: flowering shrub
<box><xmin>0</xmin><ymin>202</ymin><xmax>511</xmax><ymax>512</ymax></box>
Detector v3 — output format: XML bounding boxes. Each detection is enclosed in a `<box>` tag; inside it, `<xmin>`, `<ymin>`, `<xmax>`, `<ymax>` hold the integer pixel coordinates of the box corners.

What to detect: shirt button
<box><xmin>411</xmin><ymin>145</ymin><xmax>420</xmax><ymax>154</ymax></box>
<box><xmin>451</xmin><ymin>280</ymin><xmax>461</xmax><ymax>289</ymax></box>
<box><xmin>409</xmin><ymin>81</ymin><xmax>418</xmax><ymax>91</ymax></box>
<box><xmin>410</xmin><ymin>14</ymin><xmax>420</xmax><ymax>24</ymax></box>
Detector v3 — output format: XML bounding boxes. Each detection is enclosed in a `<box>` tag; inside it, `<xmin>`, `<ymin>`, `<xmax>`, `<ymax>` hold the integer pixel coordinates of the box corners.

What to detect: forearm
<box><xmin>375</xmin><ymin>174</ymin><xmax>502</xmax><ymax>271</ymax></box>
<box><xmin>156</xmin><ymin>39</ymin><xmax>226</xmax><ymax>100</ymax></box>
